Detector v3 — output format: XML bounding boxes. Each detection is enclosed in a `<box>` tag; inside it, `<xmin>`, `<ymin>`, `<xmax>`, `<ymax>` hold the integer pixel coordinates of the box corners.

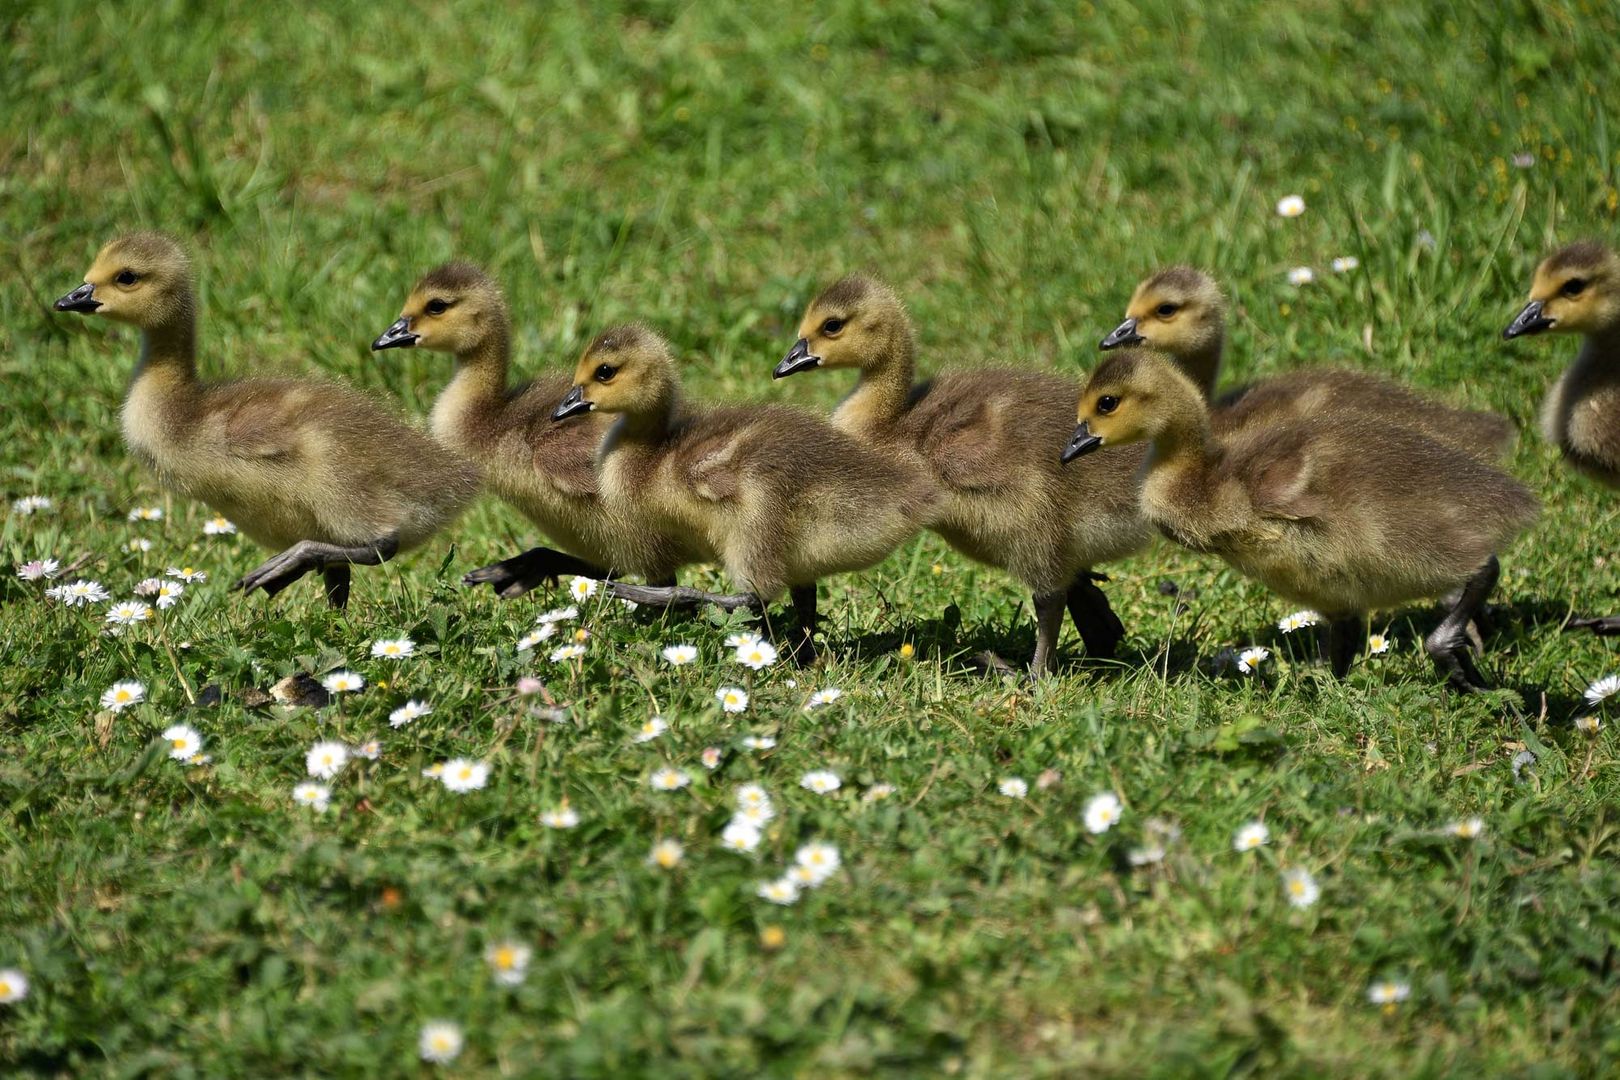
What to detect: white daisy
<box><xmin>998</xmin><ymin>777</ymin><xmax>1029</xmax><ymax>799</ymax></box>
<box><xmin>15</xmin><ymin>558</ymin><xmax>60</xmax><ymax>581</ymax></box>
<box><xmin>725</xmin><ymin>631</ymin><xmax>762</xmax><ymax>649</ymax></box>
<box><xmin>549</xmin><ymin>643</ymin><xmax>586</xmax><ymax>662</ymax></box>
<box><xmin>1275</xmin><ymin>194</ymin><xmax>1306</xmax><ymax>218</ymax></box>
<box><xmin>1127</xmin><ymin>844</ymin><xmax>1167</xmax><ymax>866</ymax></box>
<box><xmin>1575</xmin><ymin>715</ymin><xmax>1602</xmax><ymax>735</ymax></box>
<box><xmin>515</xmin><ymin>677</ymin><xmax>543</xmax><ymax>695</ymax></box>
<box><xmin>737</xmin><ymin>784</ymin><xmax>772</xmax><ymax>811</ymax></box>
<box><xmin>700</xmin><ymin>746</ymin><xmax>723</xmax><ymax>770</ymax></box>
<box><xmin>862</xmin><ymin>783</ymin><xmax>896</xmax><ymax>803</ymax></box>
<box><xmin>805</xmin><ymin>687</ymin><xmax>844</xmax><ymax>709</ymax></box>
<box><xmin>1331</xmin><ymin>255</ymin><xmax>1360</xmax><ymax>273</ymax></box>
<box><xmin>1233</xmin><ymin>821</ymin><xmax>1270</xmax><ymax>852</ymax></box>
<box><xmin>441</xmin><ymin>759</ymin><xmax>490</xmax><ymax>793</ymax></box>
<box><xmin>794</xmin><ymin>842</ymin><xmax>841</xmax><ymax>886</ymax></box>
<box><xmin>321</xmin><ymin>671</ymin><xmax>365</xmax><ymax>694</ymax></box>
<box><xmin>741</xmin><ymin>735</ymin><xmax>776</xmax><ymax>751</ymax></box>
<box><xmin>662</xmin><ymin>644</ymin><xmax>698</xmax><ymax>666</ymax></box>
<box><xmin>716</xmin><ymin>686</ymin><xmax>749</xmax><ymax>713</ymax></box>
<box><xmin>620</xmin><ymin>598</ymin><xmax>640</xmax><ymax>612</ymax></box>
<box><xmin>541</xmin><ymin>806</ymin><xmax>580</xmax><ymax>829</ymax></box>
<box><xmin>305</xmin><ymin>741</ymin><xmax>350</xmax><ymax>779</ymax></box>
<box><xmin>127</xmin><ymin>506</ymin><xmax>163</xmax><ymax>521</ymax></box>
<box><xmin>570</xmin><ymin>627</ymin><xmax>591</xmax><ymax>644</ymax></box>
<box><xmin>1367</xmin><ymin>633</ymin><xmax>1391</xmax><ymax>655</ymax></box>
<box><xmin>537</xmin><ymin>606</ymin><xmax>579</xmax><ymax>625</ymax></box>
<box><xmin>162</xmin><ymin>723</ymin><xmax>203</xmax><ymax>761</ymax></box>
<box><xmin>389</xmin><ymin>700</ymin><xmax>432</xmax><ymax>728</ymax></box>
<box><xmin>421</xmin><ymin>763</ymin><xmax>445</xmax><ymax>779</ymax></box>
<box><xmin>720</xmin><ymin>820</ymin><xmax>762</xmax><ymax>853</ymax></box>
<box><xmin>800</xmin><ymin>770</ymin><xmax>842</xmax><ymax>795</ymax></box>
<box><xmin>166</xmin><ymin>566</ymin><xmax>208</xmax><ymax>583</ymax></box>
<box><xmin>1286</xmin><ymin>266</ymin><xmax>1315</xmax><ymax>286</ymax></box>
<box><xmin>650</xmin><ymin>767</ymin><xmax>691</xmax><ymax>791</ymax></box>
<box><xmin>734</xmin><ymin>802</ymin><xmax>776</xmax><ymax>827</ymax></box>
<box><xmin>0</xmin><ymin>969</ymin><xmax>29</xmax><ymax>1004</ymax></box>
<box><xmin>126</xmin><ymin>538</ymin><xmax>153</xmax><ymax>553</ymax></box>
<box><xmin>133</xmin><ymin>577</ymin><xmax>164</xmax><ymax>597</ymax></box>
<box><xmin>1584</xmin><ymin>674</ymin><xmax>1620</xmax><ymax>706</ymax></box>
<box><xmin>568</xmin><ymin>576</ymin><xmax>598</xmax><ymax>600</ymax></box>
<box><xmin>370</xmin><ymin>637</ymin><xmax>416</xmax><ymax>659</ymax></box>
<box><xmin>1367</xmin><ymin>980</ymin><xmax>1410</xmax><ymax>1006</ymax></box>
<box><xmin>11</xmin><ymin>495</ymin><xmax>53</xmax><ymax>515</ymax></box>
<box><xmin>1237</xmin><ymin>646</ymin><xmax>1270</xmax><ymax>674</ymax></box>
<box><xmin>100</xmin><ymin>681</ymin><xmax>146</xmax><ymax>712</ymax></box>
<box><xmin>355</xmin><ymin>739</ymin><xmax>381</xmax><ymax>761</ymax></box>
<box><xmin>202</xmin><ymin>515</ymin><xmax>237</xmax><ymax>536</ymax></box>
<box><xmin>292</xmin><ymin>782</ymin><xmax>331</xmax><ymax>812</ymax></box>
<box><xmin>634</xmin><ymin>716</ymin><xmax>669</xmax><ymax>743</ymax></box>
<box><xmin>105</xmin><ymin>600</ymin><xmax>152</xmax><ymax>626</ymax></box>
<box><xmin>757</xmin><ymin>877</ymin><xmax>801</xmax><ymax>905</ymax></box>
<box><xmin>1282</xmin><ymin>867</ymin><xmax>1320</xmax><ymax>909</ymax></box>
<box><xmin>735</xmin><ymin>639</ymin><xmax>778</xmax><ymax>670</ymax></box>
<box><xmin>517</xmin><ymin>626</ymin><xmax>554</xmax><ymax>651</ymax></box>
<box><xmin>648</xmin><ymin>839</ymin><xmax>685</xmax><ymax>869</ymax></box>
<box><xmin>1083</xmin><ymin>792</ymin><xmax>1123</xmax><ymax>834</ymax></box>
<box><xmin>152</xmin><ymin>581</ymin><xmax>185</xmax><ymax>609</ymax></box>
<box><xmin>485</xmin><ymin>941</ymin><xmax>532</xmax><ymax>987</ymax></box>
<box><xmin>418</xmin><ymin>1021</ymin><xmax>464</xmax><ymax>1064</ymax></box>
<box><xmin>1276</xmin><ymin>610</ymin><xmax>1320</xmax><ymax>633</ymax></box>
<box><xmin>1448</xmin><ymin>817</ymin><xmax>1485</xmax><ymax>840</ymax></box>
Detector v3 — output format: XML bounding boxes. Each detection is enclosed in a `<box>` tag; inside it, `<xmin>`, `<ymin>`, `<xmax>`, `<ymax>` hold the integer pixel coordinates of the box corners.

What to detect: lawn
<box><xmin>4</xmin><ymin>0</ymin><xmax>1620</xmax><ymax>1075</ymax></box>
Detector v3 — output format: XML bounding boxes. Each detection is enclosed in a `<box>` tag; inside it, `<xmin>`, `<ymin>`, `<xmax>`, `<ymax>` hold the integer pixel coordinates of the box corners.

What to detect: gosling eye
<box><xmin>1096</xmin><ymin>395</ymin><xmax>1120</xmax><ymax>415</ymax></box>
<box><xmin>425</xmin><ymin>298</ymin><xmax>449</xmax><ymax>316</ymax></box>
<box><xmin>1155</xmin><ymin>303</ymin><xmax>1178</xmax><ymax>318</ymax></box>
<box><xmin>115</xmin><ymin>270</ymin><xmax>139</xmax><ymax>287</ymax></box>
<box><xmin>821</xmin><ymin>317</ymin><xmax>846</xmax><ymax>335</ymax></box>
<box><xmin>593</xmin><ymin>363</ymin><xmax>617</xmax><ymax>383</ymax></box>
<box><xmin>1562</xmin><ymin>278</ymin><xmax>1588</xmax><ymax>298</ymax></box>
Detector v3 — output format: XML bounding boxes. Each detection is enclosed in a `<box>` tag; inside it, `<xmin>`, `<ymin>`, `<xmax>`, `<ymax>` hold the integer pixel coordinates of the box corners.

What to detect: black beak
<box><xmin>1061</xmin><ymin>421</ymin><xmax>1103</xmax><ymax>463</ymax></box>
<box><xmin>1503</xmin><ymin>300</ymin><xmax>1554</xmax><ymax>340</ymax></box>
<box><xmin>371</xmin><ymin>317</ymin><xmax>419</xmax><ymax>351</ymax></box>
<box><xmin>54</xmin><ymin>283</ymin><xmax>101</xmax><ymax>314</ymax></box>
<box><xmin>1099</xmin><ymin>317</ymin><xmax>1144</xmax><ymax>350</ymax></box>
<box><xmin>774</xmin><ymin>338</ymin><xmax>822</xmax><ymax>379</ymax></box>
<box><xmin>551</xmin><ymin>385</ymin><xmax>592</xmax><ymax>422</ymax></box>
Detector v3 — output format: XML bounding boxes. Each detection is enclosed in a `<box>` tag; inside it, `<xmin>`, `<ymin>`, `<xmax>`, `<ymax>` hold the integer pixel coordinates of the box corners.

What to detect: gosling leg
<box><xmin>235</xmin><ymin>535</ymin><xmax>400</xmax><ymax>607</ymax></box>
<box><xmin>1424</xmin><ymin>556</ymin><xmax>1499</xmax><ymax>693</ymax></box>
<box><xmin>1323</xmin><ymin>614</ymin><xmax>1364</xmax><ymax>678</ymax></box>
<box><xmin>604</xmin><ymin>581</ymin><xmax>764</xmax><ymax>612</ymax></box>
<box><xmin>322</xmin><ymin>565</ymin><xmax>352</xmax><ymax>609</ymax></box>
<box><xmin>789</xmin><ymin>584</ymin><xmax>818</xmax><ymax>667</ymax></box>
<box><xmin>1030</xmin><ymin>588</ymin><xmax>1068</xmax><ymax>676</ymax></box>
<box><xmin>463</xmin><ymin>546</ymin><xmax>614</xmax><ymax>599</ymax></box>
<box><xmin>1567</xmin><ymin>614</ymin><xmax>1620</xmax><ymax>635</ymax></box>
<box><xmin>1066</xmin><ymin>570</ymin><xmax>1124</xmax><ymax>659</ymax></box>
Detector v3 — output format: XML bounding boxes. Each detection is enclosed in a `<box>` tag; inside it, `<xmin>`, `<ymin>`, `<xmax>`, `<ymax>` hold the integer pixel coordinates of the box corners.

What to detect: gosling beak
<box><xmin>1061</xmin><ymin>421</ymin><xmax>1103</xmax><ymax>463</ymax></box>
<box><xmin>1099</xmin><ymin>317</ymin><xmax>1144</xmax><ymax>350</ymax></box>
<box><xmin>54</xmin><ymin>283</ymin><xmax>101</xmax><ymax>314</ymax></box>
<box><xmin>1502</xmin><ymin>300</ymin><xmax>1554</xmax><ymax>340</ymax></box>
<box><xmin>371</xmin><ymin>317</ymin><xmax>419</xmax><ymax>351</ymax></box>
<box><xmin>774</xmin><ymin>338</ymin><xmax>822</xmax><ymax>379</ymax></box>
<box><xmin>551</xmin><ymin>385</ymin><xmax>593</xmax><ymax>422</ymax></box>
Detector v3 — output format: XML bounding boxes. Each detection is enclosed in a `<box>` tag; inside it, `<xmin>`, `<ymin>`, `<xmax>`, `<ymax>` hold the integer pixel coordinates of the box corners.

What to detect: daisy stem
<box><xmin>1578</xmin><ymin>741</ymin><xmax>1596</xmax><ymax>784</ymax></box>
<box><xmin>157</xmin><ymin>622</ymin><xmax>196</xmax><ymax>705</ymax></box>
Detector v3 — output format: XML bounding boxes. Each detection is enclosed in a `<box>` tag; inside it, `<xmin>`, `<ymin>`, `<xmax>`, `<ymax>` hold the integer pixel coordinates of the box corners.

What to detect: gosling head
<box><xmin>777</xmin><ymin>274</ymin><xmax>912</xmax><ymax>379</ymax></box>
<box><xmin>1100</xmin><ymin>266</ymin><xmax>1226</xmax><ymax>358</ymax></box>
<box><xmin>55</xmin><ymin>232</ymin><xmax>194</xmax><ymax>329</ymax></box>
<box><xmin>1504</xmin><ymin>241</ymin><xmax>1620</xmax><ymax>340</ymax></box>
<box><xmin>1063</xmin><ymin>348</ymin><xmax>1190</xmax><ymax>463</ymax></box>
<box><xmin>553</xmin><ymin>323</ymin><xmax>676</xmax><ymax>422</ymax></box>
<box><xmin>373</xmin><ymin>261</ymin><xmax>507</xmax><ymax>356</ymax></box>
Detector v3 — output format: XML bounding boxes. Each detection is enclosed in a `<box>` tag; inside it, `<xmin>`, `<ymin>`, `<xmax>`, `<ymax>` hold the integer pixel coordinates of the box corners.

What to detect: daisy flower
<box><xmin>15</xmin><ymin>558</ymin><xmax>60</xmax><ymax>581</ymax></box>
<box><xmin>126</xmin><ymin>539</ymin><xmax>153</xmax><ymax>553</ymax></box>
<box><xmin>517</xmin><ymin>627</ymin><xmax>554</xmax><ymax>651</ymax></box>
<box><xmin>1331</xmin><ymin>256</ymin><xmax>1360</xmax><ymax>273</ymax></box>
<box><xmin>549</xmin><ymin>643</ymin><xmax>586</xmax><ymax>662</ymax></box>
<box><xmin>662</xmin><ymin>644</ymin><xmax>698</xmax><ymax>666</ymax></box>
<box><xmin>485</xmin><ymin>942</ymin><xmax>532</xmax><ymax>987</ymax></box>
<box><xmin>794</xmin><ymin>842</ymin><xmax>841</xmax><ymax>886</ymax></box>
<box><xmin>725</xmin><ymin>631</ymin><xmax>762</xmax><ymax>650</ymax></box>
<box><xmin>1282</xmin><ymin>867</ymin><xmax>1320</xmax><ymax>909</ymax></box>
<box><xmin>421</xmin><ymin>763</ymin><xmax>445</xmax><ymax>779</ymax></box>
<box><xmin>1584</xmin><ymin>674</ymin><xmax>1620</xmax><ymax>706</ymax></box>
<box><xmin>716</xmin><ymin>686</ymin><xmax>749</xmax><ymax>713</ymax></box>
<box><xmin>105</xmin><ymin>600</ymin><xmax>152</xmax><ymax>626</ymax></box>
<box><xmin>322</xmin><ymin>671</ymin><xmax>365</xmax><ymax>694</ymax></box>
<box><xmin>1083</xmin><ymin>792</ymin><xmax>1123</xmax><ymax>834</ymax></box>
<box><xmin>800</xmin><ymin>770</ymin><xmax>842</xmax><ymax>795</ymax></box>
<box><xmin>1276</xmin><ymin>610</ymin><xmax>1319</xmax><ymax>633</ymax></box>
<box><xmin>1286</xmin><ymin>266</ymin><xmax>1315</xmax><ymax>286</ymax></box>
<box><xmin>306</xmin><ymin>741</ymin><xmax>350</xmax><ymax>779</ymax></box>
<box><xmin>741</xmin><ymin>735</ymin><xmax>776</xmax><ymax>751</ymax></box>
<box><xmin>806</xmin><ymin>687</ymin><xmax>843</xmax><ymax>709</ymax></box>
<box><xmin>620</xmin><ymin>598</ymin><xmax>640</xmax><ymax>611</ymax></box>
<box><xmin>515</xmin><ymin>677</ymin><xmax>542</xmax><ymax>695</ymax></box>
<box><xmin>441</xmin><ymin>759</ymin><xmax>490</xmax><ymax>793</ymax></box>
<box><xmin>1275</xmin><ymin>194</ymin><xmax>1306</xmax><ymax>218</ymax></box>
<box><xmin>1448</xmin><ymin>817</ymin><xmax>1485</xmax><ymax>840</ymax></box>
<box><xmin>650</xmin><ymin>767</ymin><xmax>691</xmax><ymax>791</ymax></box>
<box><xmin>151</xmin><ymin>581</ymin><xmax>184</xmax><ymax>609</ymax></box>
<box><xmin>166</xmin><ymin>566</ymin><xmax>208</xmax><ymax>583</ymax></box>
<box><xmin>292</xmin><ymin>783</ymin><xmax>331</xmax><ymax>812</ymax></box>
<box><xmin>51</xmin><ymin>580</ymin><xmax>109</xmax><ymax>606</ymax></box>
<box><xmin>389</xmin><ymin>700</ymin><xmax>432</xmax><ymax>728</ymax></box>
<box><xmin>634</xmin><ymin>716</ymin><xmax>669</xmax><ymax>743</ymax></box>
<box><xmin>757</xmin><ymin>877</ymin><xmax>801</xmax><ymax>905</ymax></box>
<box><xmin>1127</xmin><ymin>844</ymin><xmax>1167</xmax><ymax>866</ymax></box>
<box><xmin>862</xmin><ymin>783</ymin><xmax>896</xmax><ymax>803</ymax></box>
<box><xmin>736</xmin><ymin>639</ymin><xmax>778</xmax><ymax>670</ymax></box>
<box><xmin>1233</xmin><ymin>821</ymin><xmax>1270</xmax><ymax>852</ymax></box>
<box><xmin>541</xmin><ymin>806</ymin><xmax>580</xmax><ymax>829</ymax></box>
<box><xmin>537</xmin><ymin>606</ymin><xmax>579</xmax><ymax>625</ymax></box>
<box><xmin>100</xmin><ymin>681</ymin><xmax>146</xmax><ymax>712</ymax></box>
<box><xmin>1236</xmin><ymin>646</ymin><xmax>1270</xmax><ymax>674</ymax></box>
<box><xmin>370</xmin><ymin>637</ymin><xmax>415</xmax><ymax>659</ymax></box>
<box><xmin>1367</xmin><ymin>980</ymin><xmax>1410</xmax><ymax>1007</ymax></box>
<box><xmin>700</xmin><ymin>746</ymin><xmax>723</xmax><ymax>770</ymax></box>
<box><xmin>127</xmin><ymin>506</ymin><xmax>163</xmax><ymax>521</ymax></box>
<box><xmin>162</xmin><ymin>724</ymin><xmax>202</xmax><ymax>761</ymax></box>
<box><xmin>418</xmin><ymin>1021</ymin><xmax>464</xmax><ymax>1064</ymax></box>
<box><xmin>0</xmin><ymin>969</ymin><xmax>28</xmax><ymax>1004</ymax></box>
<box><xmin>1367</xmin><ymin>633</ymin><xmax>1391</xmax><ymax>655</ymax></box>
<box><xmin>737</xmin><ymin>784</ymin><xmax>772</xmax><ymax>811</ymax></box>
<box><xmin>998</xmin><ymin>777</ymin><xmax>1029</xmax><ymax>799</ymax></box>
<box><xmin>649</xmin><ymin>839</ymin><xmax>685</xmax><ymax>869</ymax></box>
<box><xmin>202</xmin><ymin>516</ymin><xmax>237</xmax><ymax>536</ymax></box>
<box><xmin>1575</xmin><ymin>715</ymin><xmax>1602</xmax><ymax>735</ymax></box>
<box><xmin>568</xmin><ymin>576</ymin><xmax>598</xmax><ymax>601</ymax></box>
<box><xmin>720</xmin><ymin>820</ymin><xmax>762</xmax><ymax>853</ymax></box>
<box><xmin>355</xmin><ymin>740</ymin><xmax>381</xmax><ymax>761</ymax></box>
<box><xmin>734</xmin><ymin>802</ymin><xmax>776</xmax><ymax>827</ymax></box>
<box><xmin>11</xmin><ymin>495</ymin><xmax>52</xmax><ymax>515</ymax></box>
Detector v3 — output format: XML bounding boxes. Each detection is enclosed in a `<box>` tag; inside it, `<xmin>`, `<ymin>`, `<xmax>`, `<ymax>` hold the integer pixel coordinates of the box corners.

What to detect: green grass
<box><xmin>5</xmin><ymin>0</ymin><xmax>1620</xmax><ymax>1074</ymax></box>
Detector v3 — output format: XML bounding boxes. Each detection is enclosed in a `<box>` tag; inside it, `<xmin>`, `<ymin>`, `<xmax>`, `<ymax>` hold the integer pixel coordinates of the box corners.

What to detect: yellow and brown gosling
<box><xmin>1064</xmin><ymin>347</ymin><xmax>1538</xmax><ymax>691</ymax></box>
<box><xmin>1503</xmin><ymin>239</ymin><xmax>1620</xmax><ymax>632</ymax></box>
<box><xmin>55</xmin><ymin>233</ymin><xmax>479</xmax><ymax>607</ymax></box>
<box><xmin>373</xmin><ymin>262</ymin><xmax>691</xmax><ymax>596</ymax></box>
<box><xmin>552</xmin><ymin>323</ymin><xmax>939</xmax><ymax>662</ymax></box>
<box><xmin>778</xmin><ymin>275</ymin><xmax>1151</xmax><ymax>673</ymax></box>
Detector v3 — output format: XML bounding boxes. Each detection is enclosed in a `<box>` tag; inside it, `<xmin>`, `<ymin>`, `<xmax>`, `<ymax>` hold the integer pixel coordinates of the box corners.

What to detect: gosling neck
<box><xmin>611</xmin><ymin>379</ymin><xmax>682</xmax><ymax>445</ymax></box>
<box><xmin>1174</xmin><ymin>326</ymin><xmax>1224</xmax><ymax>401</ymax></box>
<box><xmin>431</xmin><ymin>324</ymin><xmax>513</xmax><ymax>444</ymax></box>
<box><xmin>1141</xmin><ymin>384</ymin><xmax>1216</xmax><ymax>477</ymax></box>
<box><xmin>1576</xmin><ymin>323</ymin><xmax>1620</xmax><ymax>368</ymax></box>
<box><xmin>132</xmin><ymin>294</ymin><xmax>199</xmax><ymax>386</ymax></box>
<box><xmin>833</xmin><ymin>328</ymin><xmax>916</xmax><ymax>432</ymax></box>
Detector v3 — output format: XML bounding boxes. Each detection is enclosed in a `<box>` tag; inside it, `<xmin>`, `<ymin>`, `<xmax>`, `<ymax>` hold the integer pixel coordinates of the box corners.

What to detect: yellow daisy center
<box><xmin>493</xmin><ymin>947</ymin><xmax>517</xmax><ymax>969</ymax></box>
